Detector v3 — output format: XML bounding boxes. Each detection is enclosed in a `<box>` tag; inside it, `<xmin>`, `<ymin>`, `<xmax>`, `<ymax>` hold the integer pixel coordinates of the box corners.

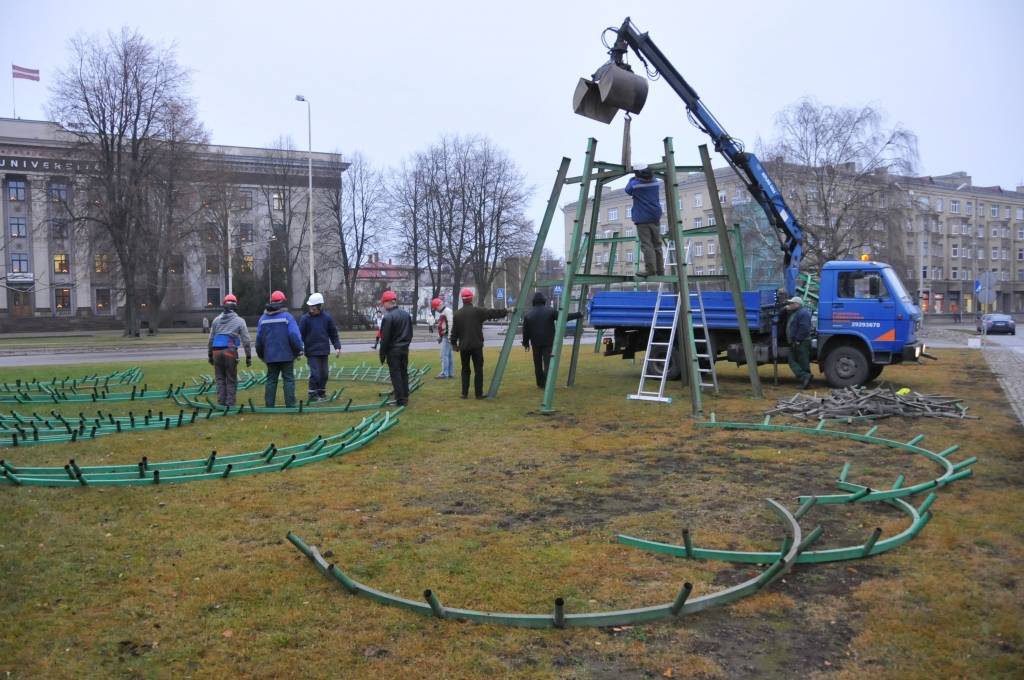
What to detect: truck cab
<box><xmin>815</xmin><ymin>260</ymin><xmax>924</xmax><ymax>385</ymax></box>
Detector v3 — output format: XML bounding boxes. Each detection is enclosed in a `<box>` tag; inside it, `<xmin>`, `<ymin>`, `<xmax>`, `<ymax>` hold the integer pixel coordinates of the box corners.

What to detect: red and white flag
<box><xmin>12</xmin><ymin>64</ymin><xmax>40</xmax><ymax>82</ymax></box>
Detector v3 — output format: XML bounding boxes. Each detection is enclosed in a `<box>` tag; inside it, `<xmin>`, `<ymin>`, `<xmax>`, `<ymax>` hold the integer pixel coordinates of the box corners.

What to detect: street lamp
<box><xmin>295</xmin><ymin>94</ymin><xmax>315</xmax><ymax>295</ymax></box>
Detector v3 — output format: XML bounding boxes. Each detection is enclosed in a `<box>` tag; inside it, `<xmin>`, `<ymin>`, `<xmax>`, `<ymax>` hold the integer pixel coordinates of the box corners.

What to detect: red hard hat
<box><xmin>431</xmin><ymin>297</ymin><xmax>442</xmax><ymax>310</ymax></box>
<box><xmin>270</xmin><ymin>290</ymin><xmax>286</xmax><ymax>303</ymax></box>
<box><xmin>460</xmin><ymin>288</ymin><xmax>474</xmax><ymax>300</ymax></box>
<box><xmin>223</xmin><ymin>294</ymin><xmax>238</xmax><ymax>304</ymax></box>
<box><xmin>381</xmin><ymin>290</ymin><xmax>397</xmax><ymax>303</ymax></box>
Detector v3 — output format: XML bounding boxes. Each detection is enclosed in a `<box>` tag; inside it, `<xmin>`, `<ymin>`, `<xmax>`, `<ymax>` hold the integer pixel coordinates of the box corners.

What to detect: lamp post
<box><xmin>295</xmin><ymin>94</ymin><xmax>315</xmax><ymax>296</ymax></box>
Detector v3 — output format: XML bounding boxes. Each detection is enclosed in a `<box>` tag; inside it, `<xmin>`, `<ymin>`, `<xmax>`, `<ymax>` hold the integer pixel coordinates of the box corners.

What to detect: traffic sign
<box><xmin>496</xmin><ymin>287</ymin><xmax>504</xmax><ymax>300</ymax></box>
<box><xmin>554</xmin><ymin>285</ymin><xmax>563</xmax><ymax>295</ymax></box>
<box><xmin>974</xmin><ymin>279</ymin><xmax>981</xmax><ymax>294</ymax></box>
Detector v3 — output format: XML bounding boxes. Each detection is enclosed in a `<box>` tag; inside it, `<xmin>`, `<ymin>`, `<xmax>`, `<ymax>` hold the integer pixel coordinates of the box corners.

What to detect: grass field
<box><xmin>1</xmin><ymin>347</ymin><xmax>1021</xmax><ymax>679</ymax></box>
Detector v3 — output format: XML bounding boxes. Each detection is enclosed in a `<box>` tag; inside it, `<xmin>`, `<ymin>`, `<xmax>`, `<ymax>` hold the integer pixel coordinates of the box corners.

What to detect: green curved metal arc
<box><xmin>618</xmin><ymin>493</ymin><xmax>934</xmax><ymax>565</ymax></box>
<box><xmin>286</xmin><ymin>499</ymin><xmax>802</xmax><ymax>628</ymax></box>
<box><xmin>697</xmin><ymin>418</ymin><xmax>975</xmax><ymax>505</ymax></box>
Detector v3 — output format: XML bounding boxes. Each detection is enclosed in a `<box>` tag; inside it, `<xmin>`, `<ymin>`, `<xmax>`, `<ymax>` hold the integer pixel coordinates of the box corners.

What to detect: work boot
<box><xmin>800</xmin><ymin>374</ymin><xmax>812</xmax><ymax>389</ymax></box>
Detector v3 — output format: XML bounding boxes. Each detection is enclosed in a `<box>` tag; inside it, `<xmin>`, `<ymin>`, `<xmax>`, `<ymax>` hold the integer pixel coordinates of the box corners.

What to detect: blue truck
<box><xmin>575</xmin><ymin>18</ymin><xmax>926</xmax><ymax>387</ymax></box>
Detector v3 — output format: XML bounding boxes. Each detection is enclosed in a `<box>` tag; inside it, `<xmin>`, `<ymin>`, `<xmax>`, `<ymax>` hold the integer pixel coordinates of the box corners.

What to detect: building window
<box><xmin>991</xmin><ymin>227</ymin><xmax>999</xmax><ymax>238</ymax></box>
<box><xmin>1004</xmin><ymin>207</ymin><xmax>1011</xmax><ymax>219</ymax></box>
<box><xmin>9</xmin><ymin>216</ymin><xmax>27</xmax><ymax>238</ymax></box>
<box><xmin>206</xmin><ymin>256</ymin><xmax>220</xmax><ymax>274</ymax></box>
<box><xmin>694</xmin><ymin>266</ymin><xmax>704</xmax><ymax>275</ymax></box>
<box><xmin>707</xmin><ymin>215</ymin><xmax>716</xmax><ymax>225</ymax></box>
<box><xmin>1018</xmin><ymin>248</ymin><xmax>1023</xmax><ymax>261</ymax></box>
<box><xmin>693</xmin><ymin>217</ymin><xmax>703</xmax><ymax>229</ymax></box>
<box><xmin>951</xmin><ymin>267</ymin><xmax>959</xmax><ymax>280</ymax></box>
<box><xmin>693</xmin><ymin>194</ymin><xmax>703</xmax><ymax>208</ymax></box>
<box><xmin>935</xmin><ymin>198</ymin><xmax>943</xmax><ymax>212</ymax></box>
<box><xmin>53</xmin><ymin>253</ymin><xmax>69</xmax><ymax>274</ymax></box>
<box><xmin>239</xmin><ymin>223</ymin><xmax>253</xmax><ymax>242</ymax></box>
<box><xmin>7</xmin><ymin>179</ymin><xmax>26</xmax><ymax>201</ymax></box>
<box><xmin>921</xmin><ymin>266</ymin><xmax>928</xmax><ymax>280</ymax></box>
<box><xmin>965</xmin><ymin>202</ymin><xmax>973</xmax><ymax>216</ymax></box>
<box><xmin>990</xmin><ymin>204</ymin><xmax>998</xmax><ymax>218</ymax></box>
<box><xmin>206</xmin><ymin>288</ymin><xmax>221</xmax><ymax>308</ymax></box>
<box><xmin>977</xmin><ymin>226</ymin><xmax>984</xmax><ymax>238</ymax></box>
<box><xmin>205</xmin><ymin>223</ymin><xmax>218</xmax><ymax>242</ymax></box>
<box><xmin>54</xmin><ymin>287</ymin><xmax>72</xmax><ymax>314</ymax></box>
<box><xmin>626</xmin><ymin>250</ymin><xmax>634</xmax><ymax>263</ymax></box>
<box><xmin>51</xmin><ymin>220</ymin><xmax>69</xmax><ymax>240</ymax></box>
<box><xmin>242</xmin><ymin>255</ymin><xmax>255</xmax><ymax>272</ymax></box>
<box><xmin>625</xmin><ymin>227</ymin><xmax>635</xmax><ymax>237</ymax></box>
<box><xmin>707</xmin><ymin>241</ymin><xmax>717</xmax><ymax>256</ymax></box>
<box><xmin>951</xmin><ymin>245</ymin><xmax>959</xmax><ymax>258</ymax></box>
<box><xmin>607</xmin><ymin>207</ymin><xmax>619</xmax><ymax>221</ymax></box>
<box><xmin>718</xmin><ymin>190</ymin><xmax>727</xmax><ymax>205</ymax></box>
<box><xmin>11</xmin><ymin>253</ymin><xmax>29</xmax><ymax>273</ymax></box>
<box><xmin>95</xmin><ymin>288</ymin><xmax>111</xmax><ymax>314</ymax></box>
<box><xmin>94</xmin><ymin>254</ymin><xmax>109</xmax><ymax>273</ymax></box>
<box><xmin>625</xmin><ymin>206</ymin><xmax>631</xmax><ymax>220</ymax></box>
<box><xmin>239</xmin><ymin>189</ymin><xmax>253</xmax><ymax>210</ymax></box>
<box><xmin>950</xmin><ymin>200</ymin><xmax>960</xmax><ymax>214</ymax></box>
<box><xmin>991</xmin><ymin>247</ymin><xmax>999</xmax><ymax>259</ymax></box>
<box><xmin>951</xmin><ymin>223</ymin><xmax>960</xmax><ymax>235</ymax></box>
<box><xmin>49</xmin><ymin>183</ymin><xmax>68</xmax><ymax>203</ymax></box>
<box><xmin>934</xmin><ymin>267</ymin><xmax>942</xmax><ymax>280</ymax></box>
<box><xmin>1016</xmin><ymin>208</ymin><xmax>1023</xmax><ymax>220</ymax></box>
<box><xmin>272</xmin><ymin>192</ymin><xmax>284</xmax><ymax>211</ymax></box>
<box><xmin>694</xmin><ymin>242</ymin><xmax>704</xmax><ymax>257</ymax></box>
<box><xmin>168</xmin><ymin>255</ymin><xmax>184</xmax><ymax>274</ymax></box>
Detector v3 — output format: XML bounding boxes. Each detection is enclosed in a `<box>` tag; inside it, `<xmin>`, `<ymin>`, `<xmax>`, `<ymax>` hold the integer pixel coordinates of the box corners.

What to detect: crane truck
<box><xmin>574</xmin><ymin>18</ymin><xmax>926</xmax><ymax>387</ymax></box>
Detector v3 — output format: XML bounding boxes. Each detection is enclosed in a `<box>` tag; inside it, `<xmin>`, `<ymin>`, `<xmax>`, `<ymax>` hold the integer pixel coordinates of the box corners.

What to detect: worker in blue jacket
<box><xmin>624</xmin><ymin>166</ymin><xmax>664</xmax><ymax>277</ymax></box>
<box><xmin>255</xmin><ymin>290</ymin><xmax>304</xmax><ymax>407</ymax></box>
<box><xmin>298</xmin><ymin>292</ymin><xmax>341</xmax><ymax>402</ymax></box>
<box><xmin>785</xmin><ymin>296</ymin><xmax>814</xmax><ymax>389</ymax></box>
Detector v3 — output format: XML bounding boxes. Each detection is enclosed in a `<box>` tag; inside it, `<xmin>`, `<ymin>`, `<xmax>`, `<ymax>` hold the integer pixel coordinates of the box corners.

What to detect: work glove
<box><xmin>245</xmin><ymin>356</ymin><xmax>252</xmax><ymax>367</ymax></box>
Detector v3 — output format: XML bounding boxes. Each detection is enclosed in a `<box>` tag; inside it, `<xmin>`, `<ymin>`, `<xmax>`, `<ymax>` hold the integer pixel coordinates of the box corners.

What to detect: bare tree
<box><xmin>759</xmin><ymin>98</ymin><xmax>918</xmax><ymax>271</ymax></box>
<box><xmin>48</xmin><ymin>28</ymin><xmax>201</xmax><ymax>335</ymax></box>
<box><xmin>254</xmin><ymin>137</ymin><xmax>310</xmax><ymax>303</ymax></box>
<box><xmin>389</xmin><ymin>156</ymin><xmax>430</xmax><ymax>313</ymax></box>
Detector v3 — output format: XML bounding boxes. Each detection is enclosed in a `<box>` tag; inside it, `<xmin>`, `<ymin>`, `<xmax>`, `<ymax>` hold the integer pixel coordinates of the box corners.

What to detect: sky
<box><xmin>3</xmin><ymin>0</ymin><xmax>1023</xmax><ymax>257</ymax></box>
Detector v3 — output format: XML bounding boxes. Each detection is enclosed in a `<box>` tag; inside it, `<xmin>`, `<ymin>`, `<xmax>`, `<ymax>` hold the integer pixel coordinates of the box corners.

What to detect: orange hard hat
<box><xmin>270</xmin><ymin>290</ymin><xmax>286</xmax><ymax>303</ymax></box>
<box><xmin>381</xmin><ymin>290</ymin><xmax>397</xmax><ymax>304</ymax></box>
<box><xmin>460</xmin><ymin>288</ymin><xmax>474</xmax><ymax>300</ymax></box>
<box><xmin>223</xmin><ymin>294</ymin><xmax>238</xmax><ymax>305</ymax></box>
<box><xmin>431</xmin><ymin>297</ymin><xmax>442</xmax><ymax>310</ymax></box>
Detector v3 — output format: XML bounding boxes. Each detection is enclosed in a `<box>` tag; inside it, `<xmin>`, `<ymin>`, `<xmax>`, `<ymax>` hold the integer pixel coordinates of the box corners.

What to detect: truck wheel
<box><xmin>824</xmin><ymin>345</ymin><xmax>870</xmax><ymax>387</ymax></box>
<box><xmin>648</xmin><ymin>344</ymin><xmax>682</xmax><ymax>380</ymax></box>
<box><xmin>865</xmin><ymin>364</ymin><xmax>884</xmax><ymax>383</ymax></box>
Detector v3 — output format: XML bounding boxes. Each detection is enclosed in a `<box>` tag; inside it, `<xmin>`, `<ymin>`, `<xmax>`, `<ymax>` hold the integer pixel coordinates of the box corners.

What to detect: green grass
<box><xmin>0</xmin><ymin>347</ymin><xmax>1021</xmax><ymax>679</ymax></box>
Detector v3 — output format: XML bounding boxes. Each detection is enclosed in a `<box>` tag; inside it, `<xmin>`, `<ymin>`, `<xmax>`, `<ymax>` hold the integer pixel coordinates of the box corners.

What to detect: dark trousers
<box><xmin>788</xmin><ymin>339</ymin><xmax>812</xmax><ymax>382</ymax></box>
<box><xmin>265</xmin><ymin>361</ymin><xmax>296</xmax><ymax>408</ymax></box>
<box><xmin>531</xmin><ymin>344</ymin><xmax>552</xmax><ymax>388</ymax></box>
<box><xmin>460</xmin><ymin>348</ymin><xmax>485</xmax><ymax>397</ymax></box>
<box><xmin>307</xmin><ymin>355</ymin><xmax>329</xmax><ymax>398</ymax></box>
<box><xmin>212</xmin><ymin>349</ymin><xmax>238</xmax><ymax>406</ymax></box>
<box><xmin>386</xmin><ymin>349</ymin><xmax>410</xmax><ymax>405</ymax></box>
<box><xmin>636</xmin><ymin>222</ymin><xmax>664</xmax><ymax>275</ymax></box>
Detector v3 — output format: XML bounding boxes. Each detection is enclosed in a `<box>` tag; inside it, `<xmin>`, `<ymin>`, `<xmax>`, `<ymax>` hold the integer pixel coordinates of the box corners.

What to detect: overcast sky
<box><xmin>3</xmin><ymin>0</ymin><xmax>1022</xmax><ymax>256</ymax></box>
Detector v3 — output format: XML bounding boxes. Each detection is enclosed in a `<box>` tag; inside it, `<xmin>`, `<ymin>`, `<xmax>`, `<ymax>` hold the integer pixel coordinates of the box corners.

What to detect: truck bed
<box><xmin>589</xmin><ymin>290</ymin><xmax>775</xmax><ymax>333</ymax></box>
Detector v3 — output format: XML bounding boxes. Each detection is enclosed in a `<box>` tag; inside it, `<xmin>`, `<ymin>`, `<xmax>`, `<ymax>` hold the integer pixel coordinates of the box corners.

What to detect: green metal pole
<box><xmin>699</xmin><ymin>144</ymin><xmax>762</xmax><ymax>399</ymax></box>
<box><xmin>567</xmin><ymin>178</ymin><xmax>606</xmax><ymax>387</ymax></box>
<box><xmin>731</xmin><ymin>224</ymin><xmax>748</xmax><ymax>291</ymax></box>
<box><xmin>487</xmin><ymin>157</ymin><xmax>571</xmax><ymax>398</ymax></box>
<box><xmin>662</xmin><ymin>137</ymin><xmax>702</xmax><ymax>415</ymax></box>
<box><xmin>542</xmin><ymin>139</ymin><xmax>597</xmax><ymax>413</ymax></box>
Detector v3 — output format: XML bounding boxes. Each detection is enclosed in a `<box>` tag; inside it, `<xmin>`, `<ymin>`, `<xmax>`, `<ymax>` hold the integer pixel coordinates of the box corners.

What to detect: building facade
<box><xmin>0</xmin><ymin>117</ymin><xmax>346</xmax><ymax>331</ymax></box>
<box><xmin>564</xmin><ymin>168</ymin><xmax>1024</xmax><ymax>314</ymax></box>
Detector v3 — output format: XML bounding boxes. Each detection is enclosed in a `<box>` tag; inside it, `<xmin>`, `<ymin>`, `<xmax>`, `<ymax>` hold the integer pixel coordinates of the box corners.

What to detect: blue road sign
<box><xmin>974</xmin><ymin>279</ymin><xmax>981</xmax><ymax>294</ymax></box>
<box><xmin>496</xmin><ymin>287</ymin><xmax>504</xmax><ymax>300</ymax></box>
<box><xmin>554</xmin><ymin>285</ymin><xmax>563</xmax><ymax>295</ymax></box>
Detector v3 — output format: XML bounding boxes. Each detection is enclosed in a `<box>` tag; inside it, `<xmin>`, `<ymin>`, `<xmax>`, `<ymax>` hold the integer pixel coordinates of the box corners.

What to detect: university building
<box><xmin>0</xmin><ymin>117</ymin><xmax>346</xmax><ymax>331</ymax></box>
<box><xmin>564</xmin><ymin>168</ymin><xmax>1024</xmax><ymax>315</ymax></box>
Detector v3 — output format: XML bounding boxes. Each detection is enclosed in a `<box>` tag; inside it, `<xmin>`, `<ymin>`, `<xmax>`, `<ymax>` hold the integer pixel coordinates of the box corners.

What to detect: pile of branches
<box><xmin>767</xmin><ymin>383</ymin><xmax>975</xmax><ymax>421</ymax></box>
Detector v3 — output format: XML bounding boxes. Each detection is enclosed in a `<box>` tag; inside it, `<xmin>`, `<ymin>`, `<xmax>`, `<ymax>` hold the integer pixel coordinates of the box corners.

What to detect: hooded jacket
<box><xmin>209</xmin><ymin>308</ymin><xmax>252</xmax><ymax>357</ymax></box>
<box><xmin>298</xmin><ymin>310</ymin><xmax>340</xmax><ymax>356</ymax></box>
<box><xmin>255</xmin><ymin>304</ymin><xmax>304</xmax><ymax>363</ymax></box>
<box><xmin>522</xmin><ymin>292</ymin><xmax>581</xmax><ymax>350</ymax></box>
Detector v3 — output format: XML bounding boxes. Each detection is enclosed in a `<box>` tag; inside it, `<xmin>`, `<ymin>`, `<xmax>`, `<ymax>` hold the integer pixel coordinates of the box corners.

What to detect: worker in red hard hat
<box><xmin>431</xmin><ymin>296</ymin><xmax>454</xmax><ymax>379</ymax></box>
<box><xmin>378</xmin><ymin>289</ymin><xmax>413</xmax><ymax>406</ymax></box>
<box><xmin>207</xmin><ymin>292</ymin><xmax>252</xmax><ymax>407</ymax></box>
<box><xmin>255</xmin><ymin>290</ymin><xmax>304</xmax><ymax>407</ymax></box>
<box><xmin>450</xmin><ymin>287</ymin><xmax>509</xmax><ymax>399</ymax></box>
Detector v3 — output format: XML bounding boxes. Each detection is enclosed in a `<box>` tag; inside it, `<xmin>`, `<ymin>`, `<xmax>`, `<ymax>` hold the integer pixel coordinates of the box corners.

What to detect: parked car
<box><xmin>977</xmin><ymin>313</ymin><xmax>1016</xmax><ymax>335</ymax></box>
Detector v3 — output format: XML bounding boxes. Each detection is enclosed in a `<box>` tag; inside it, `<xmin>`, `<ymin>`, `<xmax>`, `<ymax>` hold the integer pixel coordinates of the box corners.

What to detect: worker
<box><xmin>378</xmin><ymin>290</ymin><xmax>413</xmax><ymax>406</ymax></box>
<box><xmin>785</xmin><ymin>296</ymin><xmax>813</xmax><ymax>389</ymax></box>
<box><xmin>624</xmin><ymin>166</ymin><xmax>664</xmax><ymax>277</ymax></box>
<box><xmin>255</xmin><ymin>290</ymin><xmax>304</xmax><ymax>408</ymax></box>
<box><xmin>432</xmin><ymin>297</ymin><xmax>454</xmax><ymax>379</ymax></box>
<box><xmin>450</xmin><ymin>288</ymin><xmax>508</xmax><ymax>399</ymax></box>
<box><xmin>299</xmin><ymin>292</ymin><xmax>341</xmax><ymax>402</ymax></box>
<box><xmin>521</xmin><ymin>292</ymin><xmax>581</xmax><ymax>388</ymax></box>
<box><xmin>208</xmin><ymin>293</ymin><xmax>252</xmax><ymax>407</ymax></box>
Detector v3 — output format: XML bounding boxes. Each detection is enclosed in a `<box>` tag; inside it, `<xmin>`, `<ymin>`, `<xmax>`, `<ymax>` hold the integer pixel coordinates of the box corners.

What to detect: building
<box><xmin>564</xmin><ymin>167</ymin><xmax>1024</xmax><ymax>314</ymax></box>
<box><xmin>0</xmin><ymin>117</ymin><xmax>346</xmax><ymax>331</ymax></box>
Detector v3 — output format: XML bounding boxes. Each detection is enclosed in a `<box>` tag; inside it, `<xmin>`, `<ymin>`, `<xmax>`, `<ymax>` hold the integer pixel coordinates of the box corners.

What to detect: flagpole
<box><xmin>11</xmin><ymin>71</ymin><xmax>15</xmax><ymax>118</ymax></box>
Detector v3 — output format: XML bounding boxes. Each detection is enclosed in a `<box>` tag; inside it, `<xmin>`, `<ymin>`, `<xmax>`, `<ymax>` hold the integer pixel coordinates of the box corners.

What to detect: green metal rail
<box><xmin>0</xmin><ymin>409</ymin><xmax>401</xmax><ymax>487</ymax></box>
<box><xmin>287</xmin><ymin>499</ymin><xmax>807</xmax><ymax>628</ymax></box>
<box><xmin>0</xmin><ymin>367</ymin><xmax>142</xmax><ymax>393</ymax></box>
<box><xmin>0</xmin><ymin>375</ymin><xmax>229</xmax><ymax>405</ymax></box>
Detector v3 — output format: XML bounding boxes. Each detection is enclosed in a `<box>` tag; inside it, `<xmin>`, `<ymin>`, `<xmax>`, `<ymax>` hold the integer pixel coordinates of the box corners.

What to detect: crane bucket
<box><xmin>573</xmin><ymin>78</ymin><xmax>618</xmax><ymax>124</ymax></box>
<box><xmin>596</xmin><ymin>63</ymin><xmax>648</xmax><ymax>115</ymax></box>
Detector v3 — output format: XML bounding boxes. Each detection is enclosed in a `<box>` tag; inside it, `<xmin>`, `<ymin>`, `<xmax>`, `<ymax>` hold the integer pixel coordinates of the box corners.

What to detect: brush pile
<box><xmin>767</xmin><ymin>383</ymin><xmax>975</xmax><ymax>421</ymax></box>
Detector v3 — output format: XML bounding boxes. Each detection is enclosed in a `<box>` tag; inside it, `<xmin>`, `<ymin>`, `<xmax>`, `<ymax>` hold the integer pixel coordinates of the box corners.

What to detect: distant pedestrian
<box><xmin>951</xmin><ymin>302</ymin><xmax>961</xmax><ymax>324</ymax></box>
<box><xmin>371</xmin><ymin>309</ymin><xmax>383</xmax><ymax>349</ymax></box>
<box><xmin>432</xmin><ymin>297</ymin><xmax>454</xmax><ymax>379</ymax></box>
<box><xmin>625</xmin><ymin>166</ymin><xmax>664</xmax><ymax>277</ymax></box>
<box><xmin>208</xmin><ymin>294</ymin><xmax>252</xmax><ymax>407</ymax></box>
<box><xmin>299</xmin><ymin>292</ymin><xmax>341</xmax><ymax>402</ymax></box>
<box><xmin>785</xmin><ymin>296</ymin><xmax>813</xmax><ymax>389</ymax></box>
<box><xmin>255</xmin><ymin>290</ymin><xmax>304</xmax><ymax>408</ymax></box>
<box><xmin>201</xmin><ymin>316</ymin><xmax>210</xmax><ymax>335</ymax></box>
<box><xmin>521</xmin><ymin>292</ymin><xmax>581</xmax><ymax>388</ymax></box>
<box><xmin>379</xmin><ymin>290</ymin><xmax>413</xmax><ymax>406</ymax></box>
<box><xmin>450</xmin><ymin>288</ymin><xmax>508</xmax><ymax>399</ymax></box>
